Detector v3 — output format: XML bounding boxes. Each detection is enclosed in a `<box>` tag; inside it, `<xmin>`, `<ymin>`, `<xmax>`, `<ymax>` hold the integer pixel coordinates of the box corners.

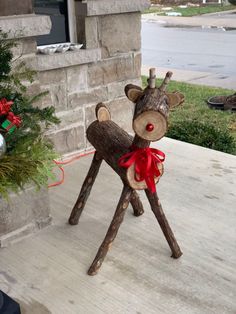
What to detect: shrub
<box><xmin>167</xmin><ymin>119</ymin><xmax>236</xmax><ymax>154</ymax></box>
<box><xmin>0</xmin><ymin>30</ymin><xmax>60</xmax><ymax>198</ymax></box>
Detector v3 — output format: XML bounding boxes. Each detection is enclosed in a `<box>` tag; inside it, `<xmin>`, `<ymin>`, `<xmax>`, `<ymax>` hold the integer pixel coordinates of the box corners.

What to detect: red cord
<box><xmin>48</xmin><ymin>150</ymin><xmax>95</xmax><ymax>188</ymax></box>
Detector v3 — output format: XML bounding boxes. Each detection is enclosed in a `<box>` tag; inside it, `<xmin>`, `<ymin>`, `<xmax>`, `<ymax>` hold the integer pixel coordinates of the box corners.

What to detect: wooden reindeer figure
<box><xmin>69</xmin><ymin>68</ymin><xmax>184</xmax><ymax>275</ymax></box>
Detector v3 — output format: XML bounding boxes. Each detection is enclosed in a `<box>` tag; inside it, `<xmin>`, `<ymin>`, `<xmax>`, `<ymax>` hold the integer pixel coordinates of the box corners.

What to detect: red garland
<box><xmin>118</xmin><ymin>146</ymin><xmax>165</xmax><ymax>193</ymax></box>
<box><xmin>0</xmin><ymin>98</ymin><xmax>13</xmax><ymax>115</ymax></box>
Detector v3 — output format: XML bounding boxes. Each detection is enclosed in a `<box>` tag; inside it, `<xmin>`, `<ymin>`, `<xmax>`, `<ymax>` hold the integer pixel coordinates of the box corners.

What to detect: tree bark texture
<box><xmin>88</xmin><ymin>185</ymin><xmax>132</xmax><ymax>275</ymax></box>
<box><xmin>132</xmin><ymin>87</ymin><xmax>170</xmax><ymax>141</ymax></box>
<box><xmin>134</xmin><ymin>88</ymin><xmax>170</xmax><ymax>121</ymax></box>
<box><xmin>145</xmin><ymin>189</ymin><xmax>182</xmax><ymax>258</ymax></box>
<box><xmin>68</xmin><ymin>152</ymin><xmax>103</xmax><ymax>225</ymax></box>
<box><xmin>132</xmin><ymin>134</ymin><xmax>150</xmax><ymax>148</ymax></box>
<box><xmin>130</xmin><ymin>190</ymin><xmax>144</xmax><ymax>217</ymax></box>
<box><xmin>86</xmin><ymin>120</ymin><xmax>133</xmax><ymax>185</ymax></box>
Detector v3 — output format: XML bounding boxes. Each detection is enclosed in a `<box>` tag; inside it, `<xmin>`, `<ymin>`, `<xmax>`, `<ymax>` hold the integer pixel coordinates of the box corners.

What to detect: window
<box><xmin>34</xmin><ymin>0</ymin><xmax>77</xmax><ymax>46</ymax></box>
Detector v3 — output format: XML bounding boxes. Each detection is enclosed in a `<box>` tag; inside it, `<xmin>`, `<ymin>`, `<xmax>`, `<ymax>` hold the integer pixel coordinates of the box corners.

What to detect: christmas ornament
<box><xmin>1</xmin><ymin>112</ymin><xmax>21</xmax><ymax>134</ymax></box>
<box><xmin>0</xmin><ymin>133</ymin><xmax>6</xmax><ymax>156</ymax></box>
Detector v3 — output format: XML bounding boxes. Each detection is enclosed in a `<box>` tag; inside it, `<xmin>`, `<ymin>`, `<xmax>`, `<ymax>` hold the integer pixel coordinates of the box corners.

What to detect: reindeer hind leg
<box><xmin>68</xmin><ymin>151</ymin><xmax>103</xmax><ymax>225</ymax></box>
<box><xmin>130</xmin><ymin>190</ymin><xmax>144</xmax><ymax>217</ymax></box>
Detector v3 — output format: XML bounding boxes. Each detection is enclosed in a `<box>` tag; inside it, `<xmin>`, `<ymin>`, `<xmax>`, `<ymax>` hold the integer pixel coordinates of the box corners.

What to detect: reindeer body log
<box><xmin>86</xmin><ymin>120</ymin><xmax>132</xmax><ymax>185</ymax></box>
<box><xmin>69</xmin><ymin>68</ymin><xmax>184</xmax><ymax>275</ymax></box>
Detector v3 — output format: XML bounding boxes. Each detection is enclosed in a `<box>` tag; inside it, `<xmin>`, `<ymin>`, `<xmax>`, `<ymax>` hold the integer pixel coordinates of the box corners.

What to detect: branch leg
<box><xmin>88</xmin><ymin>185</ymin><xmax>132</xmax><ymax>275</ymax></box>
<box><xmin>68</xmin><ymin>151</ymin><xmax>103</xmax><ymax>225</ymax></box>
<box><xmin>130</xmin><ymin>190</ymin><xmax>144</xmax><ymax>217</ymax></box>
<box><xmin>145</xmin><ymin>189</ymin><xmax>182</xmax><ymax>258</ymax></box>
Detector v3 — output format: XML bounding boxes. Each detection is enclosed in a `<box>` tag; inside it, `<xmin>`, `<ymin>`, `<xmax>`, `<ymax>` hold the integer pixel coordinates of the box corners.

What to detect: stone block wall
<box><xmin>37</xmin><ymin>51</ymin><xmax>142</xmax><ymax>154</ymax></box>
<box><xmin>38</xmin><ymin>1</ymin><xmax>149</xmax><ymax>154</ymax></box>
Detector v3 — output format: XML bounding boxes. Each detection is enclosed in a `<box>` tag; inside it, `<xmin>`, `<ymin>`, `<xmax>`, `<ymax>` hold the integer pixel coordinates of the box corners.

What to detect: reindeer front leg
<box><xmin>69</xmin><ymin>151</ymin><xmax>103</xmax><ymax>225</ymax></box>
<box><xmin>145</xmin><ymin>189</ymin><xmax>182</xmax><ymax>258</ymax></box>
<box><xmin>88</xmin><ymin>185</ymin><xmax>132</xmax><ymax>275</ymax></box>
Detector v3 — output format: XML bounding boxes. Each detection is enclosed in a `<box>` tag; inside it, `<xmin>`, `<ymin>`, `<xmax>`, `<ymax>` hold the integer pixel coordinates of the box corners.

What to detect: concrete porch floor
<box><xmin>0</xmin><ymin>138</ymin><xmax>235</xmax><ymax>314</ymax></box>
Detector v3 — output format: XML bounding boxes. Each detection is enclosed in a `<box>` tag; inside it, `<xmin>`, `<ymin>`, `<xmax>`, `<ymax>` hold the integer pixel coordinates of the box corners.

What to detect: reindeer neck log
<box><xmin>132</xmin><ymin>134</ymin><xmax>150</xmax><ymax>149</ymax></box>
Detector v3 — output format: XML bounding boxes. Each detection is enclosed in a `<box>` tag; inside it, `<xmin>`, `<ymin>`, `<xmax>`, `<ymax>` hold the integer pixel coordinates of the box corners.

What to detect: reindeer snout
<box><xmin>133</xmin><ymin>110</ymin><xmax>167</xmax><ymax>141</ymax></box>
<box><xmin>146</xmin><ymin>123</ymin><xmax>154</xmax><ymax>132</ymax></box>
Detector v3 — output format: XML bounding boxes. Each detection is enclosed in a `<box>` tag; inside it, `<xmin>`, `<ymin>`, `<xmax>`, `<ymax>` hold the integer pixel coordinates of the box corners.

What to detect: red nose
<box><xmin>146</xmin><ymin>123</ymin><xmax>154</xmax><ymax>132</ymax></box>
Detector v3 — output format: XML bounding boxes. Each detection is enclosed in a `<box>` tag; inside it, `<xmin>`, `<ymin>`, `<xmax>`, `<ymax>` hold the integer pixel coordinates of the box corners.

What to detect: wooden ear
<box><xmin>125</xmin><ymin>84</ymin><xmax>144</xmax><ymax>103</ymax></box>
<box><xmin>166</xmin><ymin>91</ymin><xmax>185</xmax><ymax>108</ymax></box>
<box><xmin>96</xmin><ymin>103</ymin><xmax>111</xmax><ymax>122</ymax></box>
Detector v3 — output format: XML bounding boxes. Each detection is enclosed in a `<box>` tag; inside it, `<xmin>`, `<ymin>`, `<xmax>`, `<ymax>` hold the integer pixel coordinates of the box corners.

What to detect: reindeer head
<box><xmin>125</xmin><ymin>68</ymin><xmax>184</xmax><ymax>142</ymax></box>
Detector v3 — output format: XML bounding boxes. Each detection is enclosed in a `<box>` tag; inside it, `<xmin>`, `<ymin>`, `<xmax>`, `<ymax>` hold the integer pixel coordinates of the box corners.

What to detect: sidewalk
<box><xmin>142</xmin><ymin>10</ymin><xmax>236</xmax><ymax>28</ymax></box>
<box><xmin>0</xmin><ymin>138</ymin><xmax>235</xmax><ymax>313</ymax></box>
<box><xmin>141</xmin><ymin>65</ymin><xmax>236</xmax><ymax>89</ymax></box>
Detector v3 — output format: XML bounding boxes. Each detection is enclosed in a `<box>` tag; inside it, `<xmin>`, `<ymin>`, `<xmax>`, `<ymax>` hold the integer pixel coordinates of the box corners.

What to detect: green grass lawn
<box><xmin>143</xmin><ymin>4</ymin><xmax>235</xmax><ymax>17</ymax></box>
<box><xmin>142</xmin><ymin>76</ymin><xmax>236</xmax><ymax>154</ymax></box>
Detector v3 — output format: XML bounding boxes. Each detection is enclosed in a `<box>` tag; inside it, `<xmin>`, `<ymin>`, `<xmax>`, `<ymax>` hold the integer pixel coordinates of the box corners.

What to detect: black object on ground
<box><xmin>207</xmin><ymin>94</ymin><xmax>236</xmax><ymax>112</ymax></box>
<box><xmin>0</xmin><ymin>290</ymin><xmax>21</xmax><ymax>314</ymax></box>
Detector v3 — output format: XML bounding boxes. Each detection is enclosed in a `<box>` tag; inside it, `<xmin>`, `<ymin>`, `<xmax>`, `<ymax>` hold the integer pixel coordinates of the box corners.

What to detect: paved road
<box><xmin>142</xmin><ymin>20</ymin><xmax>236</xmax><ymax>76</ymax></box>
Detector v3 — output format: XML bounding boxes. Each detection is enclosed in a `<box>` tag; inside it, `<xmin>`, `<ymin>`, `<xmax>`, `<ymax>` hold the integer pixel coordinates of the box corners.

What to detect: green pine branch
<box><xmin>0</xmin><ymin>29</ymin><xmax>60</xmax><ymax>198</ymax></box>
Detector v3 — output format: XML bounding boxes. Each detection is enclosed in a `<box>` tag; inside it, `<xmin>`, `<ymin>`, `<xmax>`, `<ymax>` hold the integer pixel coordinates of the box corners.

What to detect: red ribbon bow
<box><xmin>0</xmin><ymin>98</ymin><xmax>13</xmax><ymax>115</ymax></box>
<box><xmin>118</xmin><ymin>146</ymin><xmax>165</xmax><ymax>193</ymax></box>
<box><xmin>6</xmin><ymin>112</ymin><xmax>22</xmax><ymax>129</ymax></box>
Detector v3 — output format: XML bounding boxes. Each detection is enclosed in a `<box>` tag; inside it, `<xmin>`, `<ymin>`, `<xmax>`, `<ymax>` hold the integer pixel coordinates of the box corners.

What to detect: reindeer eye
<box><xmin>146</xmin><ymin>123</ymin><xmax>154</xmax><ymax>132</ymax></box>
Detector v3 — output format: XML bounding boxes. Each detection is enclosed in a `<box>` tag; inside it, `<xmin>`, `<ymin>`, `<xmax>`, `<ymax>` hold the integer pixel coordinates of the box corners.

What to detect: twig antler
<box><xmin>148</xmin><ymin>68</ymin><xmax>156</xmax><ymax>88</ymax></box>
<box><xmin>159</xmin><ymin>71</ymin><xmax>173</xmax><ymax>92</ymax></box>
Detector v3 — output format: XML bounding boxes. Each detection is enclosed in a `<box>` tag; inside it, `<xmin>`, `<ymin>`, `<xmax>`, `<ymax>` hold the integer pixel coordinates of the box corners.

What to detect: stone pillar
<box><xmin>0</xmin><ymin>188</ymin><xmax>51</xmax><ymax>247</ymax></box>
<box><xmin>0</xmin><ymin>13</ymin><xmax>52</xmax><ymax>247</ymax></box>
